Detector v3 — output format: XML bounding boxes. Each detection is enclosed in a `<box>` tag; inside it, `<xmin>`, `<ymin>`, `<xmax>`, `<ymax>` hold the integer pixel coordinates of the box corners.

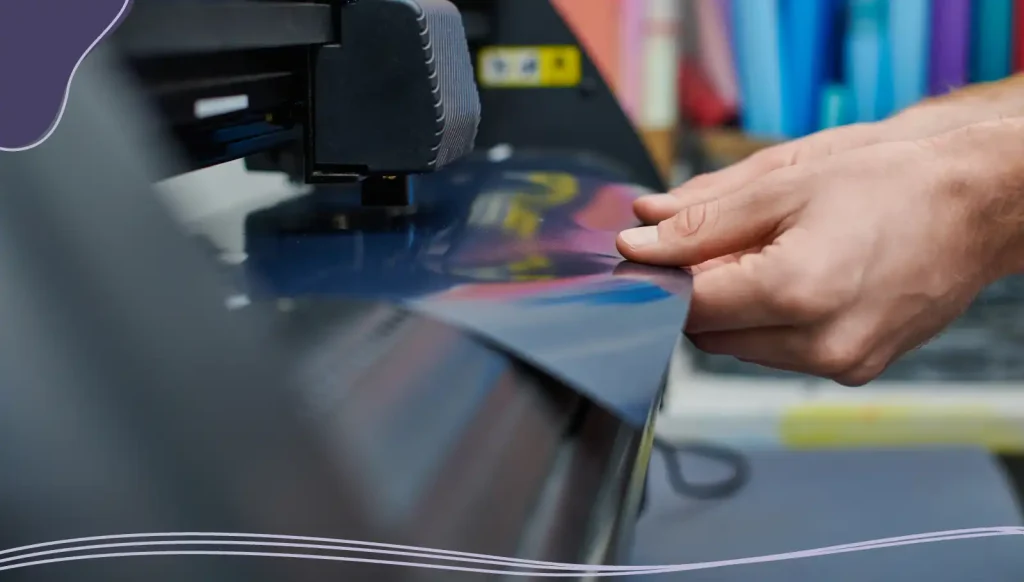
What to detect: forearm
<box><xmin>899</xmin><ymin>74</ymin><xmax>1024</xmax><ymax>127</ymax></box>
<box><xmin>937</xmin><ymin>117</ymin><xmax>1024</xmax><ymax>279</ymax></box>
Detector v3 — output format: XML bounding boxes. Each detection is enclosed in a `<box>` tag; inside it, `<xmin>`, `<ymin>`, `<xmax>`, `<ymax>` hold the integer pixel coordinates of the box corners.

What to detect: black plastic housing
<box><xmin>310</xmin><ymin>0</ymin><xmax>481</xmax><ymax>179</ymax></box>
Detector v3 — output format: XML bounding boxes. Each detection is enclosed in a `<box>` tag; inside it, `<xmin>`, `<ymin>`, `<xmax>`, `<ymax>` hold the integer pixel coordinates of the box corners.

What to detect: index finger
<box><xmin>634</xmin><ymin>150</ymin><xmax>789</xmax><ymax>224</ymax></box>
<box><xmin>618</xmin><ymin>168</ymin><xmax>805</xmax><ymax>268</ymax></box>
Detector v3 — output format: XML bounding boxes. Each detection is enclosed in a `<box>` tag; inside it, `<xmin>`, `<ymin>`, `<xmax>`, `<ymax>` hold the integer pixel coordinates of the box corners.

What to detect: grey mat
<box><xmin>628</xmin><ymin>448</ymin><xmax>1024</xmax><ymax>581</ymax></box>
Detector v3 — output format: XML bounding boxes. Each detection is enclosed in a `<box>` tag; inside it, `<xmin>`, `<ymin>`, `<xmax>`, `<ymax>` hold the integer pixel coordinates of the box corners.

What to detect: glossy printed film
<box><xmin>243</xmin><ymin>152</ymin><xmax>693</xmax><ymax>426</ymax></box>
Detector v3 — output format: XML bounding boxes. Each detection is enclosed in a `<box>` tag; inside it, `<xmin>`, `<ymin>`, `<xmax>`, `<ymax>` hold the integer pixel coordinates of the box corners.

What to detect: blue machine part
<box><xmin>243</xmin><ymin>153</ymin><xmax>693</xmax><ymax>427</ymax></box>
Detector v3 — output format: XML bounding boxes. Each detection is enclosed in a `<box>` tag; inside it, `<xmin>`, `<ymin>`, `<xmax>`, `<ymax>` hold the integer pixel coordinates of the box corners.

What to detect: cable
<box><xmin>653</xmin><ymin>438</ymin><xmax>750</xmax><ymax>500</ymax></box>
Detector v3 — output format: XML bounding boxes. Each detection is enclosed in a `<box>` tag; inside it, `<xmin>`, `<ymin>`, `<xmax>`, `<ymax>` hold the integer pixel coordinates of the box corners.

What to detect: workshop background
<box><xmin>149</xmin><ymin>1</ymin><xmax>1024</xmax><ymax>578</ymax></box>
<box><xmin>158</xmin><ymin>0</ymin><xmax>1024</xmax><ymax>456</ymax></box>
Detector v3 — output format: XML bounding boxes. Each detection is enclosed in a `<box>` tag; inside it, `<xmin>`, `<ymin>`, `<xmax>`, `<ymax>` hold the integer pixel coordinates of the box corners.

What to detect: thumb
<box><xmin>617</xmin><ymin>173</ymin><xmax>805</xmax><ymax>266</ymax></box>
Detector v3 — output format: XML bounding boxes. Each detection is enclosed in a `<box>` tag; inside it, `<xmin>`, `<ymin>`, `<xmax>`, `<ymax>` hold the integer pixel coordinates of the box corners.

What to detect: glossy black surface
<box><xmin>260</xmin><ymin>298</ymin><xmax>649</xmax><ymax>575</ymax></box>
<box><xmin>243</xmin><ymin>151</ymin><xmax>692</xmax><ymax>427</ymax></box>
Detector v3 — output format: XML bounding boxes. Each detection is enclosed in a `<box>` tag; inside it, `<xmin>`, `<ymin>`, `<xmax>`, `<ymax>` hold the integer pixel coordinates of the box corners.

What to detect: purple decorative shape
<box><xmin>0</xmin><ymin>0</ymin><xmax>132</xmax><ymax>150</ymax></box>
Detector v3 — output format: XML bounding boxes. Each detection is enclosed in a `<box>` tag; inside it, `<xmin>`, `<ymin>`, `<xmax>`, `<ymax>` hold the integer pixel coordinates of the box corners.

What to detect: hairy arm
<box><xmin>916</xmin><ymin>74</ymin><xmax>1024</xmax><ymax>115</ymax></box>
<box><xmin>932</xmin><ymin>117</ymin><xmax>1024</xmax><ymax>279</ymax></box>
<box><xmin>890</xmin><ymin>74</ymin><xmax>1024</xmax><ymax>134</ymax></box>
<box><xmin>635</xmin><ymin>74</ymin><xmax>1024</xmax><ymax>224</ymax></box>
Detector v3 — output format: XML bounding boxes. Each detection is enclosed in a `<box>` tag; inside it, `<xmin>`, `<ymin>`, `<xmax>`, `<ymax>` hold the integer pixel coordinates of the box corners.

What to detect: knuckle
<box><xmin>768</xmin><ymin>277</ymin><xmax>834</xmax><ymax>321</ymax></box>
<box><xmin>810</xmin><ymin>333</ymin><xmax>867</xmax><ymax>378</ymax></box>
<box><xmin>683</xmin><ymin>172</ymin><xmax>717</xmax><ymax>189</ymax></box>
<box><xmin>786</xmin><ymin>141</ymin><xmax>816</xmax><ymax>165</ymax></box>
<box><xmin>761</xmin><ymin>249</ymin><xmax>853</xmax><ymax>320</ymax></box>
<box><xmin>664</xmin><ymin>199</ymin><xmax>720</xmax><ymax>239</ymax></box>
<box><xmin>834</xmin><ymin>369</ymin><xmax>875</xmax><ymax>387</ymax></box>
<box><xmin>757</xmin><ymin>139</ymin><xmax>820</xmax><ymax>169</ymax></box>
<box><xmin>777</xmin><ymin>124</ymin><xmax>867</xmax><ymax>165</ymax></box>
<box><xmin>835</xmin><ymin>350</ymin><xmax>892</xmax><ymax>387</ymax></box>
<box><xmin>746</xmin><ymin>146</ymin><xmax>790</xmax><ymax>170</ymax></box>
<box><xmin>834</xmin><ymin>359</ymin><xmax>887</xmax><ymax>387</ymax></box>
<box><xmin>756</xmin><ymin>167</ymin><xmax>803</xmax><ymax>203</ymax></box>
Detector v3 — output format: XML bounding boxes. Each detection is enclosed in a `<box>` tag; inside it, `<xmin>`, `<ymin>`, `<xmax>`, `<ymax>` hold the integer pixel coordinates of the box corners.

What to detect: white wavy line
<box><xmin>0</xmin><ymin>0</ymin><xmax>132</xmax><ymax>151</ymax></box>
<box><xmin>0</xmin><ymin>540</ymin><xmax>573</xmax><ymax>572</ymax></box>
<box><xmin>0</xmin><ymin>533</ymin><xmax>1016</xmax><ymax>579</ymax></box>
<box><xmin>0</xmin><ymin>531</ymin><xmax>592</xmax><ymax>569</ymax></box>
<box><xmin>0</xmin><ymin>528</ymin><xmax>1016</xmax><ymax>572</ymax></box>
<box><xmin>0</xmin><ymin>528</ymin><xmax>1019</xmax><ymax>577</ymax></box>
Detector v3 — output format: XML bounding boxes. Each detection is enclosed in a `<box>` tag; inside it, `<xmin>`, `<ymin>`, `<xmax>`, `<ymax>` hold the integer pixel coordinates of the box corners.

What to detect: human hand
<box><xmin>634</xmin><ymin>102</ymin><xmax>999</xmax><ymax>225</ymax></box>
<box><xmin>616</xmin><ymin>120</ymin><xmax>1024</xmax><ymax>385</ymax></box>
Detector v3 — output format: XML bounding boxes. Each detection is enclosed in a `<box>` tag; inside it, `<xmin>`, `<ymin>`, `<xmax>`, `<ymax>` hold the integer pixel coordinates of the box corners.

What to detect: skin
<box><xmin>616</xmin><ymin>76</ymin><xmax>1024</xmax><ymax>386</ymax></box>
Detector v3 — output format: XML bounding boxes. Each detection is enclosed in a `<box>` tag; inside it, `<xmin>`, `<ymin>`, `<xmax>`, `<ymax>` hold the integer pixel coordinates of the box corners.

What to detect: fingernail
<box><xmin>619</xmin><ymin>226</ymin><xmax>659</xmax><ymax>248</ymax></box>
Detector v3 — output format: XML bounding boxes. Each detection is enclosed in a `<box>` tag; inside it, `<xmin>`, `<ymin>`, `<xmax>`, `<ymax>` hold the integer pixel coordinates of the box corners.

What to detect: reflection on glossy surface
<box><xmin>263</xmin><ymin>298</ymin><xmax>641</xmax><ymax>574</ymax></box>
<box><xmin>243</xmin><ymin>153</ymin><xmax>692</xmax><ymax>426</ymax></box>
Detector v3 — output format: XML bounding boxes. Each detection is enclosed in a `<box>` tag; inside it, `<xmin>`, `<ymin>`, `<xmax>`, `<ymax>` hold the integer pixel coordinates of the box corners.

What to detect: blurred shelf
<box><xmin>659</xmin><ymin>375</ymin><xmax>1024</xmax><ymax>453</ymax></box>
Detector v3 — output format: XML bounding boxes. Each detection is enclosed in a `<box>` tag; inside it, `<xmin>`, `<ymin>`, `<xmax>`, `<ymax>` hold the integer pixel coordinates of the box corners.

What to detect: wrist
<box><xmin>887</xmin><ymin>100</ymin><xmax>992</xmax><ymax>139</ymax></box>
<box><xmin>930</xmin><ymin>118</ymin><xmax>1024</xmax><ymax>281</ymax></box>
<box><xmin>895</xmin><ymin>75</ymin><xmax>1024</xmax><ymax>130</ymax></box>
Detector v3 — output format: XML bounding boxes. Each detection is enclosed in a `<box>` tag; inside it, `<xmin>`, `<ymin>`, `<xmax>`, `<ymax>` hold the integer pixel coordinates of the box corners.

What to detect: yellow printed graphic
<box><xmin>507</xmin><ymin>253</ymin><xmax>555</xmax><ymax>281</ymax></box>
<box><xmin>501</xmin><ymin>172</ymin><xmax>580</xmax><ymax>239</ymax></box>
<box><xmin>780</xmin><ymin>404</ymin><xmax>1024</xmax><ymax>452</ymax></box>
<box><xmin>442</xmin><ymin>171</ymin><xmax>581</xmax><ymax>282</ymax></box>
<box><xmin>524</xmin><ymin>172</ymin><xmax>578</xmax><ymax>205</ymax></box>
<box><xmin>477</xmin><ymin>45</ymin><xmax>582</xmax><ymax>88</ymax></box>
<box><xmin>503</xmin><ymin>201</ymin><xmax>543</xmax><ymax>238</ymax></box>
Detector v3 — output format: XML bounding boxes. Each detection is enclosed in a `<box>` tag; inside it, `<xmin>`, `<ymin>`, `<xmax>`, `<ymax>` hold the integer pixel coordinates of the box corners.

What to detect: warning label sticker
<box><xmin>477</xmin><ymin>45</ymin><xmax>582</xmax><ymax>88</ymax></box>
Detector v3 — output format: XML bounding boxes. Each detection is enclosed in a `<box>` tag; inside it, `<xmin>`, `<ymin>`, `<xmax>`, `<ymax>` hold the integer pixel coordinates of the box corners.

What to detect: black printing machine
<box><xmin>0</xmin><ymin>1</ymin><xmax>679</xmax><ymax>580</ymax></box>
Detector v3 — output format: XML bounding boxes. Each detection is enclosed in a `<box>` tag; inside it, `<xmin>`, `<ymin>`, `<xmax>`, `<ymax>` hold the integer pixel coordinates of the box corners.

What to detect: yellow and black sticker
<box><xmin>477</xmin><ymin>45</ymin><xmax>582</xmax><ymax>88</ymax></box>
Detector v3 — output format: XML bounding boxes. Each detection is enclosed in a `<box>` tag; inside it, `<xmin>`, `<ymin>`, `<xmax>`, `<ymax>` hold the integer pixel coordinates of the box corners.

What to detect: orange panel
<box><xmin>550</xmin><ymin>0</ymin><xmax>622</xmax><ymax>92</ymax></box>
